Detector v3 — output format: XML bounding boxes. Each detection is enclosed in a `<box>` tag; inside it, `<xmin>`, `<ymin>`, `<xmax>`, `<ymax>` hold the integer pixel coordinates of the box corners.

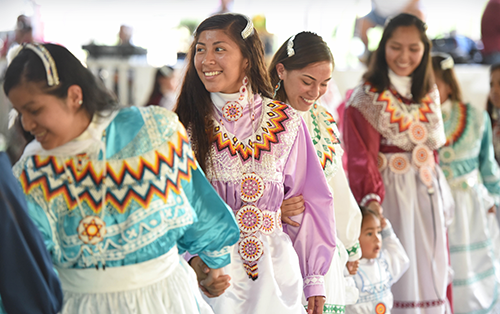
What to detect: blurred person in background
<box><xmin>481</xmin><ymin>0</ymin><xmax>500</xmax><ymax>64</ymax></box>
<box><xmin>355</xmin><ymin>0</ymin><xmax>425</xmax><ymax>63</ymax></box>
<box><xmin>433</xmin><ymin>53</ymin><xmax>500</xmax><ymax>314</ymax></box>
<box><xmin>145</xmin><ymin>65</ymin><xmax>178</xmax><ymax>110</ymax></box>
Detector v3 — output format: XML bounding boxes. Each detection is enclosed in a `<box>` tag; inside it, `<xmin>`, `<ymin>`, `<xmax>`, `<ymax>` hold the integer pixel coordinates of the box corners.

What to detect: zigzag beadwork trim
<box><xmin>394</xmin><ymin>299</ymin><xmax>445</xmax><ymax>309</ymax></box>
<box><xmin>443</xmin><ymin>101</ymin><xmax>468</xmax><ymax>146</ymax></box>
<box><xmin>305</xmin><ymin>304</ymin><xmax>346</xmax><ymax>314</ymax></box>
<box><xmin>18</xmin><ymin>129</ymin><xmax>196</xmax><ymax>214</ymax></box>
<box><xmin>211</xmin><ymin>101</ymin><xmax>290</xmax><ymax>161</ymax></box>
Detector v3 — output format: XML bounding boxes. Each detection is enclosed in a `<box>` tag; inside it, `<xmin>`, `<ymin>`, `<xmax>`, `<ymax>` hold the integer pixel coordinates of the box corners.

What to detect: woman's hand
<box><xmin>189</xmin><ymin>256</ymin><xmax>231</xmax><ymax>298</ymax></box>
<box><xmin>367</xmin><ymin>201</ymin><xmax>383</xmax><ymax>216</ymax></box>
<box><xmin>280</xmin><ymin>195</ymin><xmax>305</xmax><ymax>227</ymax></box>
<box><xmin>307</xmin><ymin>295</ymin><xmax>326</xmax><ymax>314</ymax></box>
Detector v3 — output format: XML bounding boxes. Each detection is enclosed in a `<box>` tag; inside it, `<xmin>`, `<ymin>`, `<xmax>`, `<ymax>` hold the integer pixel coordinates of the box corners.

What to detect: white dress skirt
<box><xmin>380</xmin><ymin>152</ymin><xmax>454</xmax><ymax>314</ymax></box>
<box><xmin>203</xmin><ymin>230</ymin><xmax>306</xmax><ymax>314</ymax></box>
<box><xmin>57</xmin><ymin>246</ymin><xmax>214</xmax><ymax>314</ymax></box>
<box><xmin>446</xmin><ymin>170</ymin><xmax>500</xmax><ymax>313</ymax></box>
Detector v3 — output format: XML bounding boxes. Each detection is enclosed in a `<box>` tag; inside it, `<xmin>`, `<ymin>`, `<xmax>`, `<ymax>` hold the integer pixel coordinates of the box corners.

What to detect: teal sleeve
<box><xmin>479</xmin><ymin>111</ymin><xmax>500</xmax><ymax>204</ymax></box>
<box><xmin>177</xmin><ymin>162</ymin><xmax>240</xmax><ymax>269</ymax></box>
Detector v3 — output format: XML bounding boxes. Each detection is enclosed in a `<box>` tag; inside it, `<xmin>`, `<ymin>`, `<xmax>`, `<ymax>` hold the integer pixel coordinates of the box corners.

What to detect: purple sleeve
<box><xmin>283</xmin><ymin>118</ymin><xmax>336</xmax><ymax>300</ymax></box>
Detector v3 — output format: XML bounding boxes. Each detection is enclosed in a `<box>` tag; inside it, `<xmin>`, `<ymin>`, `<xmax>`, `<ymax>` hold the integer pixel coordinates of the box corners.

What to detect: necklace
<box><xmin>221</xmin><ymin>76</ymin><xmax>248</xmax><ymax>122</ymax></box>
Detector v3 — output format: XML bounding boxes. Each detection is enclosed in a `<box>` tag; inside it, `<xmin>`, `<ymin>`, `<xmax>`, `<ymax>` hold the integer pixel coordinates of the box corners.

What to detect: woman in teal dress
<box><xmin>4</xmin><ymin>43</ymin><xmax>239</xmax><ymax>314</ymax></box>
<box><xmin>432</xmin><ymin>53</ymin><xmax>500</xmax><ymax>314</ymax></box>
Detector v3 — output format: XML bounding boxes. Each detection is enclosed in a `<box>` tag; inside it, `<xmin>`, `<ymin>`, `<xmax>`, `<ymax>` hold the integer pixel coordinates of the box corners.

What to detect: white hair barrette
<box><xmin>241</xmin><ymin>15</ymin><xmax>254</xmax><ymax>39</ymax></box>
<box><xmin>287</xmin><ymin>35</ymin><xmax>296</xmax><ymax>57</ymax></box>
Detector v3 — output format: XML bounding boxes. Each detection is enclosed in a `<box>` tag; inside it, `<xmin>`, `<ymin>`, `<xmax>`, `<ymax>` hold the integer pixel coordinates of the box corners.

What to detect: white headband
<box><xmin>22</xmin><ymin>43</ymin><xmax>60</xmax><ymax>86</ymax></box>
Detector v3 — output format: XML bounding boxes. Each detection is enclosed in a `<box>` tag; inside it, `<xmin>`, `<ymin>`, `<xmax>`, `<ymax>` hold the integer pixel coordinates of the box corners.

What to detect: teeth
<box><xmin>301</xmin><ymin>97</ymin><xmax>315</xmax><ymax>104</ymax></box>
<box><xmin>205</xmin><ymin>71</ymin><xmax>221</xmax><ymax>77</ymax></box>
<box><xmin>34</xmin><ymin>131</ymin><xmax>46</xmax><ymax>137</ymax></box>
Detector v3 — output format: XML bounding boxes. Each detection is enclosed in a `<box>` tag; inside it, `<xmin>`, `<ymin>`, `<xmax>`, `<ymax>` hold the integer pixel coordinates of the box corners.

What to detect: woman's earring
<box><xmin>78</xmin><ymin>100</ymin><xmax>83</xmax><ymax>105</ymax></box>
<box><xmin>273</xmin><ymin>80</ymin><xmax>282</xmax><ymax>98</ymax></box>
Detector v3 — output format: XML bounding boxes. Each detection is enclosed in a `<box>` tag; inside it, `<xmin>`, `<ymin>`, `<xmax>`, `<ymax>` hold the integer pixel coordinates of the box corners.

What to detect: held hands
<box><xmin>346</xmin><ymin>260</ymin><xmax>360</xmax><ymax>275</ymax></box>
<box><xmin>307</xmin><ymin>295</ymin><xmax>326</xmax><ymax>314</ymax></box>
<box><xmin>189</xmin><ymin>256</ymin><xmax>231</xmax><ymax>298</ymax></box>
<box><xmin>280</xmin><ymin>195</ymin><xmax>305</xmax><ymax>227</ymax></box>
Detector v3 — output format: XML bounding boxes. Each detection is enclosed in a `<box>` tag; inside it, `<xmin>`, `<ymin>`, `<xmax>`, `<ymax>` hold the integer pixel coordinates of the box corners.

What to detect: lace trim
<box><xmin>202</xmin><ymin>246</ymin><xmax>232</xmax><ymax>258</ymax></box>
<box><xmin>360</xmin><ymin>193</ymin><xmax>381</xmax><ymax>206</ymax></box>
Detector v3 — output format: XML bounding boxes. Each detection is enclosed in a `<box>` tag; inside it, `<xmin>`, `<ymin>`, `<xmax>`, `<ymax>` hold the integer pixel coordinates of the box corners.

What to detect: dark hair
<box><xmin>362</xmin><ymin>13</ymin><xmax>433</xmax><ymax>102</ymax></box>
<box><xmin>431</xmin><ymin>55</ymin><xmax>462</xmax><ymax>102</ymax></box>
<box><xmin>269</xmin><ymin>31</ymin><xmax>334</xmax><ymax>103</ymax></box>
<box><xmin>145</xmin><ymin>66</ymin><xmax>174</xmax><ymax>106</ymax></box>
<box><xmin>486</xmin><ymin>63</ymin><xmax>500</xmax><ymax>126</ymax></box>
<box><xmin>175</xmin><ymin>13</ymin><xmax>272</xmax><ymax>171</ymax></box>
<box><xmin>3</xmin><ymin>43</ymin><xmax>118</xmax><ymax>118</ymax></box>
<box><xmin>359</xmin><ymin>205</ymin><xmax>380</xmax><ymax>224</ymax></box>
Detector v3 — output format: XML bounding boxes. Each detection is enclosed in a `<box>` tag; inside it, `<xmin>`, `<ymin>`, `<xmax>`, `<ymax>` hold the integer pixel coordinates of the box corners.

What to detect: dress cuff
<box><xmin>346</xmin><ymin>241</ymin><xmax>361</xmax><ymax>261</ymax></box>
<box><xmin>359</xmin><ymin>193</ymin><xmax>381</xmax><ymax>206</ymax></box>
<box><xmin>303</xmin><ymin>275</ymin><xmax>326</xmax><ymax>299</ymax></box>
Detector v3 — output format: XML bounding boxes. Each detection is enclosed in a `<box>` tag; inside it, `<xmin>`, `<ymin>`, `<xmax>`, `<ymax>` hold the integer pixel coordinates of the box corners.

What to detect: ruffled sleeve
<box><xmin>380</xmin><ymin>219</ymin><xmax>410</xmax><ymax>284</ymax></box>
<box><xmin>343</xmin><ymin>105</ymin><xmax>385</xmax><ymax>205</ymax></box>
<box><xmin>283</xmin><ymin>119</ymin><xmax>336</xmax><ymax>300</ymax></box>
<box><xmin>0</xmin><ymin>152</ymin><xmax>62</xmax><ymax>314</ymax></box>
<box><xmin>330</xmin><ymin>166</ymin><xmax>362</xmax><ymax>261</ymax></box>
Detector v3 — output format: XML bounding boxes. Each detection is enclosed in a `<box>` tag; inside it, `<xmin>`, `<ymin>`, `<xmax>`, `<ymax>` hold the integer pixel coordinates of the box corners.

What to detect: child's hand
<box><xmin>380</xmin><ymin>215</ymin><xmax>387</xmax><ymax>229</ymax></box>
<box><xmin>346</xmin><ymin>260</ymin><xmax>360</xmax><ymax>275</ymax></box>
<box><xmin>488</xmin><ymin>205</ymin><xmax>496</xmax><ymax>214</ymax></box>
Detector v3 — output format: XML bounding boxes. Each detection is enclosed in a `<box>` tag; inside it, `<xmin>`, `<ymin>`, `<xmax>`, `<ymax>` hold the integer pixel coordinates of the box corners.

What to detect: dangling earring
<box><xmin>273</xmin><ymin>79</ymin><xmax>282</xmax><ymax>98</ymax></box>
<box><xmin>222</xmin><ymin>76</ymin><xmax>248</xmax><ymax>122</ymax></box>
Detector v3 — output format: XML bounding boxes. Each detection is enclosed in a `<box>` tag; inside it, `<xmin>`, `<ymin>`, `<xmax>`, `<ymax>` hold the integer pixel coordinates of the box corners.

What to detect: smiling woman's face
<box><xmin>278</xmin><ymin>61</ymin><xmax>333</xmax><ymax>112</ymax></box>
<box><xmin>8</xmin><ymin>82</ymin><xmax>87</xmax><ymax>150</ymax></box>
<box><xmin>385</xmin><ymin>25</ymin><xmax>424</xmax><ymax>77</ymax></box>
<box><xmin>194</xmin><ymin>29</ymin><xmax>248</xmax><ymax>94</ymax></box>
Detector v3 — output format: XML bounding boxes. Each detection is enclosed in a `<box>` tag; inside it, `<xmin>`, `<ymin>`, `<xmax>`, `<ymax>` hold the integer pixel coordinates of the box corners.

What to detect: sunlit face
<box><xmin>194</xmin><ymin>30</ymin><xmax>248</xmax><ymax>94</ymax></box>
<box><xmin>490</xmin><ymin>69</ymin><xmax>500</xmax><ymax>109</ymax></box>
<box><xmin>435</xmin><ymin>75</ymin><xmax>452</xmax><ymax>104</ymax></box>
<box><xmin>8</xmin><ymin>82</ymin><xmax>90</xmax><ymax>150</ymax></box>
<box><xmin>385</xmin><ymin>25</ymin><xmax>425</xmax><ymax>77</ymax></box>
<box><xmin>278</xmin><ymin>61</ymin><xmax>333</xmax><ymax>112</ymax></box>
<box><xmin>359</xmin><ymin>214</ymin><xmax>382</xmax><ymax>260</ymax></box>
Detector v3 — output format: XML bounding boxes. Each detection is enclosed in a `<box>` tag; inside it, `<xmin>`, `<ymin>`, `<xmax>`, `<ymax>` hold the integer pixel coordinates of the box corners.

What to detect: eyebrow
<box><xmin>196</xmin><ymin>41</ymin><xmax>228</xmax><ymax>46</ymax></box>
<box><xmin>302</xmin><ymin>74</ymin><xmax>332</xmax><ymax>82</ymax></box>
<box><xmin>21</xmin><ymin>101</ymin><xmax>35</xmax><ymax>110</ymax></box>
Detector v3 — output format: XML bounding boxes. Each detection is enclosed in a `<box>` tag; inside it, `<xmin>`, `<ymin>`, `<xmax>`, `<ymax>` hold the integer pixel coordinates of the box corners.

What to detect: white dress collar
<box><xmin>22</xmin><ymin>110</ymin><xmax>118</xmax><ymax>158</ymax></box>
<box><xmin>388</xmin><ymin>69</ymin><xmax>413</xmax><ymax>99</ymax></box>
